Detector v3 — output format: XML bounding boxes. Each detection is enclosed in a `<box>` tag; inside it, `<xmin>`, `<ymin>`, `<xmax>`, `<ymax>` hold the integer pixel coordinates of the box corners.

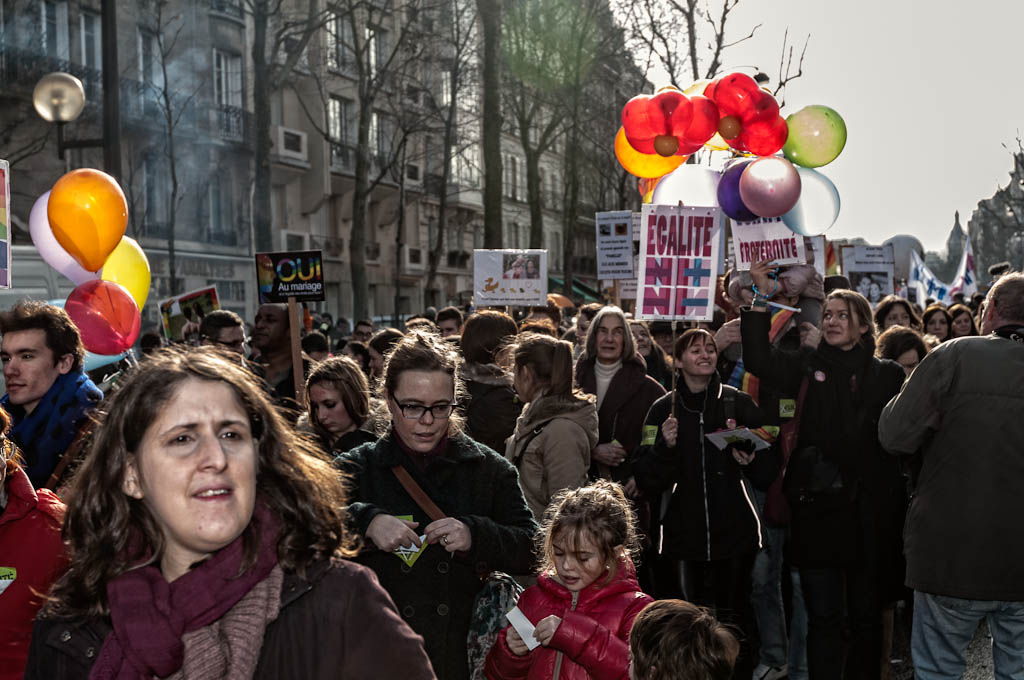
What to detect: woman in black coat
<box><xmin>741</xmin><ymin>261</ymin><xmax>906</xmax><ymax>680</ymax></box>
<box><xmin>634</xmin><ymin>328</ymin><xmax>778</xmax><ymax>677</ymax></box>
<box><xmin>458</xmin><ymin>310</ymin><xmax>524</xmax><ymax>454</ymax></box>
<box><xmin>335</xmin><ymin>331</ymin><xmax>537</xmax><ymax>680</ymax></box>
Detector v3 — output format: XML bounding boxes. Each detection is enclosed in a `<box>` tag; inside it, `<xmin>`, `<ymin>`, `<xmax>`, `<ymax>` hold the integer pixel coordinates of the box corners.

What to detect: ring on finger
<box><xmin>443</xmin><ymin>535</ymin><xmax>450</xmax><ymax>545</ymax></box>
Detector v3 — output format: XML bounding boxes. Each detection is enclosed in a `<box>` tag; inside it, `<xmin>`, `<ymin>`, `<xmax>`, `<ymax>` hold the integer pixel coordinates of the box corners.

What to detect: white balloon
<box><xmin>651</xmin><ymin>165</ymin><xmax>721</xmax><ymax>208</ymax></box>
<box><xmin>29</xmin><ymin>191</ymin><xmax>101</xmax><ymax>284</ymax></box>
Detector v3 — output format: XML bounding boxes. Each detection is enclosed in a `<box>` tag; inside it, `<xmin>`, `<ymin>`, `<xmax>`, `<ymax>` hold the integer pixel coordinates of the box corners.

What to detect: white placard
<box><xmin>506</xmin><ymin>606</ymin><xmax>541</xmax><ymax>650</ymax></box>
<box><xmin>731</xmin><ymin>217</ymin><xmax>806</xmax><ymax>271</ymax></box>
<box><xmin>841</xmin><ymin>244</ymin><xmax>895</xmax><ymax>306</ymax></box>
<box><xmin>595</xmin><ymin>211</ymin><xmax>634</xmax><ymax>280</ymax></box>
<box><xmin>473</xmin><ymin>249</ymin><xmax>548</xmax><ymax>306</ymax></box>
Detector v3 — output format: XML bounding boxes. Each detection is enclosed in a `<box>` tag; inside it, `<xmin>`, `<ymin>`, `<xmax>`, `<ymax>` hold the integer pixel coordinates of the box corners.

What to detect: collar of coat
<box><xmin>577</xmin><ymin>353</ymin><xmax>650</xmax><ymax>416</ymax></box>
<box><xmin>363</xmin><ymin>431</ymin><xmax>487</xmax><ymax>468</ymax></box>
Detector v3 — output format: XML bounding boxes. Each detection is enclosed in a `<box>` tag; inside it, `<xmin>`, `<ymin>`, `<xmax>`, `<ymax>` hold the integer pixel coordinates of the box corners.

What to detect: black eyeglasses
<box><xmin>394</xmin><ymin>402</ymin><xmax>455</xmax><ymax>420</ymax></box>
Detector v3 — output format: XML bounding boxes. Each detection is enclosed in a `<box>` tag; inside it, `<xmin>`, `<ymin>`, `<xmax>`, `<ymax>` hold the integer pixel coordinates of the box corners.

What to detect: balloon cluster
<box><xmin>30</xmin><ymin>169</ymin><xmax>147</xmax><ymax>359</ymax></box>
<box><xmin>615</xmin><ymin>74</ymin><xmax>848</xmax><ymax>236</ymax></box>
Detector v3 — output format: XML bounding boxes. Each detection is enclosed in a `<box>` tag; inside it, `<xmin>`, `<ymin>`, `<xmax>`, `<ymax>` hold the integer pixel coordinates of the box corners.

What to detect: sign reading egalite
<box><xmin>255</xmin><ymin>250</ymin><xmax>325</xmax><ymax>303</ymax></box>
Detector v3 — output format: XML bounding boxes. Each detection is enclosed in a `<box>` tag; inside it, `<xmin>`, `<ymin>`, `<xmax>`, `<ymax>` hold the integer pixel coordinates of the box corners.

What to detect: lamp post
<box><xmin>31</xmin><ymin>0</ymin><xmax>121</xmax><ymax>181</ymax></box>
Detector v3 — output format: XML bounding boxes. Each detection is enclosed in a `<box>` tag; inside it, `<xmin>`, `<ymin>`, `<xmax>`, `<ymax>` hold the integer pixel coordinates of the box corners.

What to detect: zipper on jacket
<box><xmin>699</xmin><ymin>412</ymin><xmax>712</xmax><ymax>561</ymax></box>
<box><xmin>551</xmin><ymin>591</ymin><xmax>579</xmax><ymax>680</ymax></box>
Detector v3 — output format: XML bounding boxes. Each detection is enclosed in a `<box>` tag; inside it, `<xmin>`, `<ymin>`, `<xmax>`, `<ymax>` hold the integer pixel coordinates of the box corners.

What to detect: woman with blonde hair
<box><xmin>25</xmin><ymin>349</ymin><xmax>433</xmax><ymax>679</ymax></box>
<box><xmin>506</xmin><ymin>333</ymin><xmax>599</xmax><ymax>520</ymax></box>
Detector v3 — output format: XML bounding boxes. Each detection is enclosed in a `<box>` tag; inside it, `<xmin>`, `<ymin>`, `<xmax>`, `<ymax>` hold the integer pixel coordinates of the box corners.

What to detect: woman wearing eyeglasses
<box><xmin>334</xmin><ymin>332</ymin><xmax>538</xmax><ymax>680</ymax></box>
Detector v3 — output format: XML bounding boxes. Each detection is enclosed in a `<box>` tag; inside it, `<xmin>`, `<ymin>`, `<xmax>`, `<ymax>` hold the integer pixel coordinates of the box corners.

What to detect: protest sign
<box><xmin>255</xmin><ymin>250</ymin><xmax>325</xmax><ymax>304</ymax></box>
<box><xmin>731</xmin><ymin>216</ymin><xmax>806</xmax><ymax>271</ymax></box>
<box><xmin>841</xmin><ymin>245</ymin><xmax>895</xmax><ymax>305</ymax></box>
<box><xmin>808</xmin><ymin>236</ymin><xmax>827</xmax><ymax>278</ymax></box>
<box><xmin>908</xmin><ymin>244</ymin><xmax>977</xmax><ymax>306</ymax></box>
<box><xmin>159</xmin><ymin>286</ymin><xmax>221</xmax><ymax>343</ymax></box>
<box><xmin>595</xmin><ymin>211</ymin><xmax>634</xmax><ymax>280</ymax></box>
<box><xmin>0</xmin><ymin>160</ymin><xmax>9</xmax><ymax>288</ymax></box>
<box><xmin>636</xmin><ymin>204</ymin><xmax>723</xmax><ymax>322</ymax></box>
<box><xmin>474</xmin><ymin>249</ymin><xmax>548</xmax><ymax>305</ymax></box>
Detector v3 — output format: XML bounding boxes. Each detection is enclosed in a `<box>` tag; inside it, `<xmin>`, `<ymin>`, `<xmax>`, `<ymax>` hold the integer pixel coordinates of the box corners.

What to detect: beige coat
<box><xmin>505</xmin><ymin>394</ymin><xmax>600</xmax><ymax>520</ymax></box>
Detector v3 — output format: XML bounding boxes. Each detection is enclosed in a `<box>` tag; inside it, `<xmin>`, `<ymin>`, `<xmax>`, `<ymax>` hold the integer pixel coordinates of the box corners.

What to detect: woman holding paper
<box><xmin>632</xmin><ymin>328</ymin><xmax>777</xmax><ymax>678</ymax></box>
<box><xmin>740</xmin><ymin>261</ymin><xmax>906</xmax><ymax>680</ymax></box>
<box><xmin>334</xmin><ymin>332</ymin><xmax>537</xmax><ymax>680</ymax></box>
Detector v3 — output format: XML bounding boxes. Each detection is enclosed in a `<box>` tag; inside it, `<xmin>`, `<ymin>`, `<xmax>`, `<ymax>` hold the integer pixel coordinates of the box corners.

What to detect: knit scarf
<box><xmin>994</xmin><ymin>324</ymin><xmax>1024</xmax><ymax>343</ymax></box>
<box><xmin>89</xmin><ymin>503</ymin><xmax>282</xmax><ymax>680</ymax></box>
<box><xmin>2</xmin><ymin>370</ymin><xmax>102</xmax><ymax>487</ymax></box>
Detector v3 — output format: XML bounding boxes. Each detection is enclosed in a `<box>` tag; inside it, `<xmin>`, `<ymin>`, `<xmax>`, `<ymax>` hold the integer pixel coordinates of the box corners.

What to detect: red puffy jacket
<box><xmin>484</xmin><ymin>560</ymin><xmax>653</xmax><ymax>680</ymax></box>
<box><xmin>0</xmin><ymin>466</ymin><xmax>68</xmax><ymax>680</ymax></box>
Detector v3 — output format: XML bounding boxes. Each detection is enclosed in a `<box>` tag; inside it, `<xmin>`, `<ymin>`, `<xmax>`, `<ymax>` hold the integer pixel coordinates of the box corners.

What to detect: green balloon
<box><xmin>782</xmin><ymin>105</ymin><xmax>847</xmax><ymax>168</ymax></box>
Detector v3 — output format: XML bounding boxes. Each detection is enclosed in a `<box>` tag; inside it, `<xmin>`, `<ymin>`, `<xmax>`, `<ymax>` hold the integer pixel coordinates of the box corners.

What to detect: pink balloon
<box><xmin>29</xmin><ymin>191</ymin><xmax>102</xmax><ymax>284</ymax></box>
<box><xmin>738</xmin><ymin>157</ymin><xmax>802</xmax><ymax>218</ymax></box>
<box><xmin>65</xmin><ymin>280</ymin><xmax>141</xmax><ymax>355</ymax></box>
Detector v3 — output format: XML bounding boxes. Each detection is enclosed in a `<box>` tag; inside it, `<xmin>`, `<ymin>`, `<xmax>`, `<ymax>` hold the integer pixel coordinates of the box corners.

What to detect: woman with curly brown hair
<box><xmin>25</xmin><ymin>349</ymin><xmax>433</xmax><ymax>680</ymax></box>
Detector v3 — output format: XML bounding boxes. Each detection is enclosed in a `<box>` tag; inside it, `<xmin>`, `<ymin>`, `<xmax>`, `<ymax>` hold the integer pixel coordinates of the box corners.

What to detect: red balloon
<box><xmin>680</xmin><ymin>95</ymin><xmax>720</xmax><ymax>151</ymax></box>
<box><xmin>710</xmin><ymin>73</ymin><xmax>763</xmax><ymax>119</ymax></box>
<box><xmin>706</xmin><ymin>73</ymin><xmax>788</xmax><ymax>156</ymax></box>
<box><xmin>742</xmin><ymin>116</ymin><xmax>789</xmax><ymax>156</ymax></box>
<box><xmin>622</xmin><ymin>89</ymin><xmax>695</xmax><ymax>156</ymax></box>
<box><xmin>65</xmin><ymin>280</ymin><xmax>141</xmax><ymax>355</ymax></box>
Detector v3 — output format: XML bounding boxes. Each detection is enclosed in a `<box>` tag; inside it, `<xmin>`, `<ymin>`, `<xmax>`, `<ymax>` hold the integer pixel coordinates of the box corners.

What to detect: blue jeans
<box><xmin>751</xmin><ymin>521</ymin><xmax>789</xmax><ymax>667</ymax></box>
<box><xmin>913</xmin><ymin>591</ymin><xmax>1024</xmax><ymax>680</ymax></box>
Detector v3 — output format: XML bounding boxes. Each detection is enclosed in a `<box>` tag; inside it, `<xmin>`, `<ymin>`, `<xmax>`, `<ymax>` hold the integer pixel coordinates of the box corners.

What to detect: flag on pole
<box><xmin>908</xmin><ymin>250</ymin><xmax>952</xmax><ymax>306</ymax></box>
<box><xmin>949</xmin><ymin>237</ymin><xmax>978</xmax><ymax>299</ymax></box>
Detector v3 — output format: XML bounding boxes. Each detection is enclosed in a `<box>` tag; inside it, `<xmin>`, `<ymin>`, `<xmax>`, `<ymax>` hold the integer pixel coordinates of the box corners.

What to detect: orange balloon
<box><xmin>615</xmin><ymin>128</ymin><xmax>686</xmax><ymax>179</ymax></box>
<box><xmin>47</xmin><ymin>169</ymin><xmax>128</xmax><ymax>272</ymax></box>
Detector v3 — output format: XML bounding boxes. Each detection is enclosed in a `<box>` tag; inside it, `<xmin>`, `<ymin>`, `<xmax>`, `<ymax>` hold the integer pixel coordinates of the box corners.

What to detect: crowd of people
<box><xmin>1</xmin><ymin>261</ymin><xmax>1022</xmax><ymax>680</ymax></box>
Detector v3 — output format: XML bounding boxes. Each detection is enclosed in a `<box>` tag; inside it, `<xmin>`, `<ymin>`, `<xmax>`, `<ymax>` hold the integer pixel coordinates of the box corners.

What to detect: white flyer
<box><xmin>506</xmin><ymin>605</ymin><xmax>541</xmax><ymax>650</ymax></box>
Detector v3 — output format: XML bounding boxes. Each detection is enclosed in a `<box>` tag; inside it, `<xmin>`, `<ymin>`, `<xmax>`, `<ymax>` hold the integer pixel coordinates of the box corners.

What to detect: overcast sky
<box><xmin>645</xmin><ymin>0</ymin><xmax>1024</xmax><ymax>253</ymax></box>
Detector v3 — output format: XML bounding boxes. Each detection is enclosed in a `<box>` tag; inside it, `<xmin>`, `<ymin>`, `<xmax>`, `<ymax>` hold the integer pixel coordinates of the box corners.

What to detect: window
<box><xmin>213</xmin><ymin>50</ymin><xmax>243</xmax><ymax>108</ymax></box>
<box><xmin>80</xmin><ymin>11</ymin><xmax>101</xmax><ymax>68</ymax></box>
<box><xmin>328</xmin><ymin>96</ymin><xmax>352</xmax><ymax>166</ymax></box>
<box><xmin>458</xmin><ymin>143</ymin><xmax>480</xmax><ymax>187</ymax></box>
<box><xmin>137</xmin><ymin>28</ymin><xmax>162</xmax><ymax>86</ymax></box>
<box><xmin>143</xmin><ymin>155</ymin><xmax>169</xmax><ymax>232</ymax></box>
<box><xmin>326</xmin><ymin>11</ymin><xmax>354</xmax><ymax>71</ymax></box>
<box><xmin>41</xmin><ymin>1</ymin><xmax>69</xmax><ymax>60</ymax></box>
<box><xmin>208</xmin><ymin>179</ymin><xmax>234</xmax><ymax>244</ymax></box>
<box><xmin>366</xmin><ymin>26</ymin><xmax>389</xmax><ymax>75</ymax></box>
<box><xmin>504</xmin><ymin>155</ymin><xmax>519</xmax><ymax>200</ymax></box>
<box><xmin>439</xmin><ymin>71</ymin><xmax>451</xmax><ymax>109</ymax></box>
<box><xmin>370</xmin><ymin>111</ymin><xmax>393</xmax><ymax>160</ymax></box>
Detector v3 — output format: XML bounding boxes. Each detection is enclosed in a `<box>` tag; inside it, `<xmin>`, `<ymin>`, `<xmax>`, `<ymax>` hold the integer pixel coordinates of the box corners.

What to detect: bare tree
<box><xmin>477</xmin><ymin>0</ymin><xmax>504</xmax><ymax>249</ymax></box>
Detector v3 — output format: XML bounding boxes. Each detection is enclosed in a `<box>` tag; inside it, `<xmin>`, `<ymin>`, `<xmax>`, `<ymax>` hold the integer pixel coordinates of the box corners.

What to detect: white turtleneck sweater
<box><xmin>594</xmin><ymin>358</ymin><xmax>622</xmax><ymax>409</ymax></box>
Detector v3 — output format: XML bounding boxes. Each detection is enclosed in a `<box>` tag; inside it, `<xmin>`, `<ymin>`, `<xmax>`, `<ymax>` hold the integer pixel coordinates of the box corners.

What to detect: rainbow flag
<box><xmin>825</xmin><ymin>241</ymin><xmax>838</xmax><ymax>276</ymax></box>
<box><xmin>728</xmin><ymin>308</ymin><xmax>795</xmax><ymax>403</ymax></box>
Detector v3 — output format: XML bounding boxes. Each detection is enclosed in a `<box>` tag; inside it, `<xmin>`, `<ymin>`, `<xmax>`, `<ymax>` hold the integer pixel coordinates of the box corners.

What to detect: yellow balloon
<box><xmin>101</xmin><ymin>237</ymin><xmax>151</xmax><ymax>310</ymax></box>
<box><xmin>615</xmin><ymin>128</ymin><xmax>685</xmax><ymax>179</ymax></box>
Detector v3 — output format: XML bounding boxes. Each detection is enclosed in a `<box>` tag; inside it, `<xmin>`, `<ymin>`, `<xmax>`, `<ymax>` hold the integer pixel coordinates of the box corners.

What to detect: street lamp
<box><xmin>31</xmin><ymin>72</ymin><xmax>97</xmax><ymax>161</ymax></box>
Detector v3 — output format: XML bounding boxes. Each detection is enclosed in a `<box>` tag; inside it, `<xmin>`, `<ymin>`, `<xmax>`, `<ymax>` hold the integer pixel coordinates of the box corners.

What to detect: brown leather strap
<box><xmin>45</xmin><ymin>422</ymin><xmax>92</xmax><ymax>491</ymax></box>
<box><xmin>391</xmin><ymin>465</ymin><xmax>447</xmax><ymax>522</ymax></box>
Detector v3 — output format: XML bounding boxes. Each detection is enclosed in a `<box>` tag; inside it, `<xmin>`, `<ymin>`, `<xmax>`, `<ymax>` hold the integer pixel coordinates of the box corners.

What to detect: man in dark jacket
<box><xmin>880</xmin><ymin>272</ymin><xmax>1024</xmax><ymax>679</ymax></box>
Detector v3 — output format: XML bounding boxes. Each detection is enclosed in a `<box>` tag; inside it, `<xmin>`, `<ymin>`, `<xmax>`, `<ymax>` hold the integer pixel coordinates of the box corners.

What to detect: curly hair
<box><xmin>537</xmin><ymin>480</ymin><xmax>640</xmax><ymax>581</ymax></box>
<box><xmin>380</xmin><ymin>331</ymin><xmax>466</xmax><ymax>436</ymax></box>
<box><xmin>44</xmin><ymin>348</ymin><xmax>354</xmax><ymax>618</ymax></box>
<box><xmin>0</xmin><ymin>300</ymin><xmax>85</xmax><ymax>372</ymax></box>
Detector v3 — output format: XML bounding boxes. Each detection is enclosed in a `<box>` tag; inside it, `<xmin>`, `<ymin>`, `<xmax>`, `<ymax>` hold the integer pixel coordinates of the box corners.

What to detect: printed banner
<box><xmin>595</xmin><ymin>210</ymin><xmax>634</xmax><ymax>280</ymax></box>
<box><xmin>473</xmin><ymin>249</ymin><xmax>548</xmax><ymax>305</ymax></box>
<box><xmin>908</xmin><ymin>246</ymin><xmax>976</xmax><ymax>307</ymax></box>
<box><xmin>948</xmin><ymin>238</ymin><xmax>978</xmax><ymax>299</ymax></box>
<box><xmin>0</xmin><ymin>159</ymin><xmax>9</xmax><ymax>288</ymax></box>
<box><xmin>636</xmin><ymin>204</ymin><xmax>723</xmax><ymax>321</ymax></box>
<box><xmin>255</xmin><ymin>250</ymin><xmax>325</xmax><ymax>303</ymax></box>
<box><xmin>842</xmin><ymin>245</ymin><xmax>895</xmax><ymax>305</ymax></box>
<box><xmin>159</xmin><ymin>286</ymin><xmax>221</xmax><ymax>343</ymax></box>
<box><xmin>731</xmin><ymin>216</ymin><xmax>806</xmax><ymax>271</ymax></box>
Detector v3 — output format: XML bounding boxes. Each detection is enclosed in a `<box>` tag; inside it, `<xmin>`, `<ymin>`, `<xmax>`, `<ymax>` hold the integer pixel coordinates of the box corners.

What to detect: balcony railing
<box><xmin>0</xmin><ymin>45</ymin><xmax>103</xmax><ymax>103</ymax></box>
<box><xmin>211</xmin><ymin>0</ymin><xmax>243</xmax><ymax>19</ymax></box>
<box><xmin>215</xmin><ymin>105</ymin><xmax>250</xmax><ymax>143</ymax></box>
<box><xmin>331</xmin><ymin>143</ymin><xmax>355</xmax><ymax>172</ymax></box>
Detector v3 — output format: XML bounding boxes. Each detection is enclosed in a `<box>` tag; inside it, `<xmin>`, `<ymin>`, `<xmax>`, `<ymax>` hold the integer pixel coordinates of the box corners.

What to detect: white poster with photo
<box><xmin>841</xmin><ymin>245</ymin><xmax>895</xmax><ymax>306</ymax></box>
<box><xmin>473</xmin><ymin>249</ymin><xmax>548</xmax><ymax>305</ymax></box>
<box><xmin>731</xmin><ymin>217</ymin><xmax>806</xmax><ymax>271</ymax></box>
<box><xmin>595</xmin><ymin>211</ymin><xmax>634</xmax><ymax>280</ymax></box>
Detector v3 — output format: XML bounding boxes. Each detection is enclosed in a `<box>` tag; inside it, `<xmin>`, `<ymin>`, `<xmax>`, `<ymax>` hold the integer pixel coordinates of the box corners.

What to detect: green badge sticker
<box><xmin>641</xmin><ymin>425</ymin><xmax>658</xmax><ymax>446</ymax></box>
<box><xmin>0</xmin><ymin>566</ymin><xmax>15</xmax><ymax>597</ymax></box>
<box><xmin>392</xmin><ymin>515</ymin><xmax>427</xmax><ymax>568</ymax></box>
<box><xmin>779</xmin><ymin>399</ymin><xmax>796</xmax><ymax>419</ymax></box>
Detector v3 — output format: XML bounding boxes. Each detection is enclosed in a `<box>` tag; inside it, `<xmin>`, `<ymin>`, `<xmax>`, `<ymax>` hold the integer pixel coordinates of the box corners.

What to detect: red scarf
<box><xmin>89</xmin><ymin>503</ymin><xmax>281</xmax><ymax>680</ymax></box>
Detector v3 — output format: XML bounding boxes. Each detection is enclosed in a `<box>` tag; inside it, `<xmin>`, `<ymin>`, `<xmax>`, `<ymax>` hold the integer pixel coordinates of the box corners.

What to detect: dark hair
<box><xmin>460</xmin><ymin>310</ymin><xmax>517</xmax><ymax>366</ymax></box>
<box><xmin>405</xmin><ymin>317</ymin><xmax>438</xmax><ymax>334</ymax></box>
<box><xmin>301</xmin><ymin>330</ymin><xmax>330</xmax><ymax>355</ymax></box>
<box><xmin>673</xmin><ymin>328</ymin><xmax>717</xmax><ymax>361</ymax></box>
<box><xmin>511</xmin><ymin>334</ymin><xmax>590</xmax><ymax>401</ymax></box>
<box><xmin>947</xmin><ymin>303</ymin><xmax>979</xmax><ymax>337</ymax></box>
<box><xmin>368</xmin><ymin>328</ymin><xmax>405</xmax><ymax>356</ymax></box>
<box><xmin>381</xmin><ymin>331</ymin><xmax>465</xmax><ymax>435</ymax></box>
<box><xmin>527</xmin><ymin>302</ymin><xmax>561</xmax><ymax>329</ymax></box>
<box><xmin>0</xmin><ymin>300</ymin><xmax>85</xmax><ymax>372</ymax></box>
<box><xmin>44</xmin><ymin>348</ymin><xmax>353</xmax><ymax>618</ymax></box>
<box><xmin>198</xmin><ymin>309</ymin><xmax>244</xmax><ymax>341</ymax></box>
<box><xmin>538</xmin><ymin>480</ymin><xmax>639</xmax><ymax>582</ymax></box>
<box><xmin>436</xmin><ymin>306</ymin><xmax>464</xmax><ymax>327</ymax></box>
<box><xmin>578</xmin><ymin>303</ymin><xmax>603</xmax><ymax>322</ymax></box>
<box><xmin>875</xmin><ymin>326</ymin><xmax>928</xmax><ymax>364</ymax></box>
<box><xmin>139</xmin><ymin>331</ymin><xmax>164</xmax><ymax>355</ymax></box>
<box><xmin>873</xmin><ymin>295</ymin><xmax>921</xmax><ymax>332</ymax></box>
<box><xmin>354</xmin><ymin>319</ymin><xmax>375</xmax><ymax>331</ymax></box>
<box><xmin>305</xmin><ymin>356</ymin><xmax>370</xmax><ymax>431</ymax></box>
<box><xmin>922</xmin><ymin>304</ymin><xmax>953</xmax><ymax>342</ymax></box>
<box><xmin>629</xmin><ymin>600</ymin><xmax>740</xmax><ymax>680</ymax></box>
<box><xmin>825</xmin><ymin>289</ymin><xmax>876</xmax><ymax>352</ymax></box>
<box><xmin>986</xmin><ymin>271</ymin><xmax>1024</xmax><ymax>325</ymax></box>
<box><xmin>342</xmin><ymin>340</ymin><xmax>371</xmax><ymax>375</ymax></box>
<box><xmin>518</xmin><ymin>318</ymin><xmax>558</xmax><ymax>337</ymax></box>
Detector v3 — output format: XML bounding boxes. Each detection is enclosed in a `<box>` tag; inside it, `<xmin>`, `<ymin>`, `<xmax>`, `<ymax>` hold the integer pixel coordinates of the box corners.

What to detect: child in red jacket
<box><xmin>485</xmin><ymin>481</ymin><xmax>653</xmax><ymax>680</ymax></box>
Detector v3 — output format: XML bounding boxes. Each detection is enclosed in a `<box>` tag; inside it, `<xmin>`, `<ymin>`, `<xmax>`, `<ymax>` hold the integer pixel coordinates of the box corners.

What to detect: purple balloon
<box><xmin>738</xmin><ymin>157</ymin><xmax>802</xmax><ymax>218</ymax></box>
<box><xmin>717</xmin><ymin>160</ymin><xmax>757</xmax><ymax>221</ymax></box>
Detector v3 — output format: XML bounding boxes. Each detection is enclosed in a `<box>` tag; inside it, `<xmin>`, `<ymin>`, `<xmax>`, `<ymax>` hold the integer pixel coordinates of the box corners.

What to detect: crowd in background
<box><xmin>1</xmin><ymin>261</ymin><xmax>1023</xmax><ymax>680</ymax></box>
